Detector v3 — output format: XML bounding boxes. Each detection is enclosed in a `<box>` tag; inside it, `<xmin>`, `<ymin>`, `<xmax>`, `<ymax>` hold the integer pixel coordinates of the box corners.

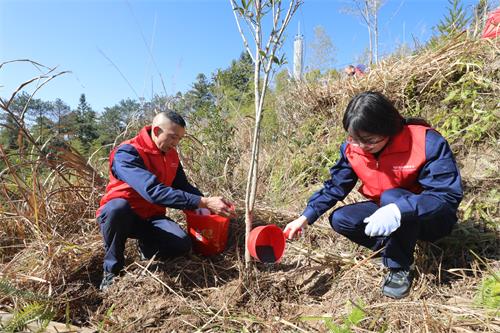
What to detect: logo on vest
<box><xmin>392</xmin><ymin>165</ymin><xmax>417</xmax><ymax>171</ymax></box>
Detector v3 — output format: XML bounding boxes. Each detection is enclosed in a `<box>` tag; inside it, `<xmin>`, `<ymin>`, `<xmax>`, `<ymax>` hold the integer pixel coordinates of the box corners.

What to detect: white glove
<box><xmin>363</xmin><ymin>203</ymin><xmax>401</xmax><ymax>237</ymax></box>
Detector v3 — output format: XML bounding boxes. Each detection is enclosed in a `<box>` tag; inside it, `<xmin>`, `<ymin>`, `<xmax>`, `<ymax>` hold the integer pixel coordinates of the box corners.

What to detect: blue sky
<box><xmin>0</xmin><ymin>0</ymin><xmax>481</xmax><ymax>112</ymax></box>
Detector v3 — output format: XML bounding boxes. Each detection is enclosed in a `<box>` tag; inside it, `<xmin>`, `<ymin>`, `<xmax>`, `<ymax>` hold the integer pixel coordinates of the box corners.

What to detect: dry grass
<box><xmin>1</xmin><ymin>40</ymin><xmax>499</xmax><ymax>332</ymax></box>
<box><xmin>279</xmin><ymin>36</ymin><xmax>500</xmax><ymax>121</ymax></box>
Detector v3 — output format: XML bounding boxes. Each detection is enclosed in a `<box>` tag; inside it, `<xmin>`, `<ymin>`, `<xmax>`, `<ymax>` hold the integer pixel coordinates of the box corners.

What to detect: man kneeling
<box><xmin>96</xmin><ymin>110</ymin><xmax>234</xmax><ymax>291</ymax></box>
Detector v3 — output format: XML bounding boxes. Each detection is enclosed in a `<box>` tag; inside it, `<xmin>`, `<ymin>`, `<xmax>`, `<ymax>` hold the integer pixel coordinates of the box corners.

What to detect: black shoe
<box><xmin>382</xmin><ymin>268</ymin><xmax>413</xmax><ymax>299</ymax></box>
<box><xmin>99</xmin><ymin>271</ymin><xmax>116</xmax><ymax>291</ymax></box>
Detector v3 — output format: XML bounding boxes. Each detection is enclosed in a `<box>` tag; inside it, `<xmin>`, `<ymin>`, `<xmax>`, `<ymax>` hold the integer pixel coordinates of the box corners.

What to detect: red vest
<box><xmin>345</xmin><ymin>125</ymin><xmax>429</xmax><ymax>204</ymax></box>
<box><xmin>97</xmin><ymin>126</ymin><xmax>180</xmax><ymax>219</ymax></box>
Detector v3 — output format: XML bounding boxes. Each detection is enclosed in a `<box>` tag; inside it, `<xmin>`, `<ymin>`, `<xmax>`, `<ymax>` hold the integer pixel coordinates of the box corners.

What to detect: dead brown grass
<box><xmin>1</xmin><ymin>39</ymin><xmax>499</xmax><ymax>332</ymax></box>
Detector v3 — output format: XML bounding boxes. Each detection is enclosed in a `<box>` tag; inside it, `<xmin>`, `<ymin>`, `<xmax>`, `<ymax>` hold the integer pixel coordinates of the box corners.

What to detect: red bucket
<box><xmin>247</xmin><ymin>224</ymin><xmax>286</xmax><ymax>263</ymax></box>
<box><xmin>184</xmin><ymin>210</ymin><xmax>230</xmax><ymax>256</ymax></box>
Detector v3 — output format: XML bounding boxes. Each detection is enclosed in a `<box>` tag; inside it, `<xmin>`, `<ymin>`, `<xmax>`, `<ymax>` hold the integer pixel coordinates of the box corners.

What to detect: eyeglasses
<box><xmin>347</xmin><ymin>135</ymin><xmax>387</xmax><ymax>147</ymax></box>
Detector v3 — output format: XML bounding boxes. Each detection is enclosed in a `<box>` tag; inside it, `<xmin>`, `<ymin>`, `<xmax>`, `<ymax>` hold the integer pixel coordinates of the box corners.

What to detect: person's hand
<box><xmin>199</xmin><ymin>197</ymin><xmax>235</xmax><ymax>217</ymax></box>
<box><xmin>283</xmin><ymin>216</ymin><xmax>308</xmax><ymax>240</ymax></box>
<box><xmin>363</xmin><ymin>203</ymin><xmax>401</xmax><ymax>237</ymax></box>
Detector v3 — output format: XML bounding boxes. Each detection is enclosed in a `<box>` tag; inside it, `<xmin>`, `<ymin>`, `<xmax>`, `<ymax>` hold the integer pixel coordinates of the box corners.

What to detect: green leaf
<box><xmin>279</xmin><ymin>54</ymin><xmax>287</xmax><ymax>65</ymax></box>
<box><xmin>3</xmin><ymin>302</ymin><xmax>49</xmax><ymax>333</ymax></box>
<box><xmin>323</xmin><ymin>318</ymin><xmax>342</xmax><ymax>332</ymax></box>
<box><xmin>346</xmin><ymin>306</ymin><xmax>365</xmax><ymax>325</ymax></box>
<box><xmin>443</xmin><ymin>89</ymin><xmax>459</xmax><ymax>103</ymax></box>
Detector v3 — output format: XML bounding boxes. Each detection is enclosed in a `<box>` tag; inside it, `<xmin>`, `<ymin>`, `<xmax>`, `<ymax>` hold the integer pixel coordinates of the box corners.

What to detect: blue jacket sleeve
<box><xmin>302</xmin><ymin>142</ymin><xmax>358</xmax><ymax>225</ymax></box>
<box><xmin>394</xmin><ymin>130</ymin><xmax>463</xmax><ymax>221</ymax></box>
<box><xmin>111</xmin><ymin>144</ymin><xmax>202</xmax><ymax>210</ymax></box>
<box><xmin>171</xmin><ymin>164</ymin><xmax>204</xmax><ymax>197</ymax></box>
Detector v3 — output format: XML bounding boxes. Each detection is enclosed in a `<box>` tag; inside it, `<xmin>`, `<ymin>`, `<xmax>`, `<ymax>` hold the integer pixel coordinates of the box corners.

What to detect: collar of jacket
<box><xmin>135</xmin><ymin>125</ymin><xmax>175</xmax><ymax>155</ymax></box>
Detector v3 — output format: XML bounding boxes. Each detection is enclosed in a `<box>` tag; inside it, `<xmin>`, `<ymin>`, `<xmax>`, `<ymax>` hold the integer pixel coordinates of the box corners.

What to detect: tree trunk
<box><xmin>364</xmin><ymin>1</ymin><xmax>373</xmax><ymax>65</ymax></box>
<box><xmin>374</xmin><ymin>0</ymin><xmax>379</xmax><ymax>64</ymax></box>
<box><xmin>244</xmin><ymin>3</ymin><xmax>262</xmax><ymax>265</ymax></box>
<box><xmin>230</xmin><ymin>0</ymin><xmax>301</xmax><ymax>268</ymax></box>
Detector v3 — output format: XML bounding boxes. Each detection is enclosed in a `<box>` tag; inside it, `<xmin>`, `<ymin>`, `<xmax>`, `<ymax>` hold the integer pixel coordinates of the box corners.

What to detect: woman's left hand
<box><xmin>363</xmin><ymin>203</ymin><xmax>401</xmax><ymax>237</ymax></box>
<box><xmin>283</xmin><ymin>216</ymin><xmax>308</xmax><ymax>239</ymax></box>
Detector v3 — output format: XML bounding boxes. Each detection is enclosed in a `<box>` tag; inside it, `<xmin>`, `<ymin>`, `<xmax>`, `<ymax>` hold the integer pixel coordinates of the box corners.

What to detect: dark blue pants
<box><xmin>330</xmin><ymin>188</ymin><xmax>456</xmax><ymax>269</ymax></box>
<box><xmin>98</xmin><ymin>198</ymin><xmax>192</xmax><ymax>274</ymax></box>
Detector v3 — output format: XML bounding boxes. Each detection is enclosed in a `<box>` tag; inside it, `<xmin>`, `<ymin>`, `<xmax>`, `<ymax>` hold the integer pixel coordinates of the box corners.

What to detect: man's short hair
<box><xmin>161</xmin><ymin>110</ymin><xmax>186</xmax><ymax>128</ymax></box>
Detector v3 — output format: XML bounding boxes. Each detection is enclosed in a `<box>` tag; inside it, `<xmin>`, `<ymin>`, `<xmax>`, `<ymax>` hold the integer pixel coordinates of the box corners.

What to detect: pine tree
<box><xmin>308</xmin><ymin>25</ymin><xmax>336</xmax><ymax>73</ymax></box>
<box><xmin>436</xmin><ymin>0</ymin><xmax>470</xmax><ymax>36</ymax></box>
<box><xmin>98</xmin><ymin>98</ymin><xmax>141</xmax><ymax>148</ymax></box>
<box><xmin>74</xmin><ymin>94</ymin><xmax>98</xmax><ymax>154</ymax></box>
<box><xmin>185</xmin><ymin>73</ymin><xmax>214</xmax><ymax>114</ymax></box>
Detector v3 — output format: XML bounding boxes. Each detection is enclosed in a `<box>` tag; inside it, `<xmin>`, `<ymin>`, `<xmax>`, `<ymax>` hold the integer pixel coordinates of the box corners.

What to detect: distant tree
<box><xmin>343</xmin><ymin>0</ymin><xmax>385</xmax><ymax>65</ymax></box>
<box><xmin>183</xmin><ymin>73</ymin><xmax>215</xmax><ymax>116</ymax></box>
<box><xmin>213</xmin><ymin>52</ymin><xmax>254</xmax><ymax>107</ymax></box>
<box><xmin>308</xmin><ymin>25</ymin><xmax>336</xmax><ymax>73</ymax></box>
<box><xmin>392</xmin><ymin>43</ymin><xmax>413</xmax><ymax>59</ymax></box>
<box><xmin>0</xmin><ymin>113</ymin><xmax>19</xmax><ymax>150</ymax></box>
<box><xmin>191</xmin><ymin>74</ymin><xmax>213</xmax><ymax>105</ymax></box>
<box><xmin>41</xmin><ymin>98</ymin><xmax>72</xmax><ymax>149</ymax></box>
<box><xmin>29</xmin><ymin>100</ymin><xmax>54</xmax><ymax>143</ymax></box>
<box><xmin>304</xmin><ymin>69</ymin><xmax>322</xmax><ymax>82</ymax></box>
<box><xmin>30</xmin><ymin>111</ymin><xmax>54</xmax><ymax>144</ymax></box>
<box><xmin>436</xmin><ymin>0</ymin><xmax>471</xmax><ymax>37</ymax></box>
<box><xmin>274</xmin><ymin>69</ymin><xmax>291</xmax><ymax>95</ymax></box>
<box><xmin>324</xmin><ymin>68</ymin><xmax>340</xmax><ymax>81</ymax></box>
<box><xmin>51</xmin><ymin>99</ymin><xmax>71</xmax><ymax>137</ymax></box>
<box><xmin>0</xmin><ymin>92</ymin><xmax>29</xmax><ymax>150</ymax></box>
<box><xmin>226</xmin><ymin>52</ymin><xmax>254</xmax><ymax>93</ymax></box>
<box><xmin>74</xmin><ymin>94</ymin><xmax>98</xmax><ymax>154</ymax></box>
<box><xmin>1</xmin><ymin>92</ymin><xmax>48</xmax><ymax>150</ymax></box>
<box><xmin>354</xmin><ymin>47</ymin><xmax>372</xmax><ymax>69</ymax></box>
<box><xmin>99</xmin><ymin>98</ymin><xmax>142</xmax><ymax>147</ymax></box>
<box><xmin>145</xmin><ymin>95</ymin><xmax>178</xmax><ymax>120</ymax></box>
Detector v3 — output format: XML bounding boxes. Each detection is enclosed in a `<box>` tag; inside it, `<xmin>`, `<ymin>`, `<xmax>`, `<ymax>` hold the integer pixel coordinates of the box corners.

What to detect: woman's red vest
<box><xmin>345</xmin><ymin>125</ymin><xmax>429</xmax><ymax>204</ymax></box>
<box><xmin>97</xmin><ymin>126</ymin><xmax>180</xmax><ymax>219</ymax></box>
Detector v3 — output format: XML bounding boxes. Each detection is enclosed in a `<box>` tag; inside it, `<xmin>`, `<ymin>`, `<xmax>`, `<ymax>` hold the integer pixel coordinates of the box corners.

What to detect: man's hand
<box><xmin>363</xmin><ymin>203</ymin><xmax>401</xmax><ymax>237</ymax></box>
<box><xmin>283</xmin><ymin>216</ymin><xmax>308</xmax><ymax>240</ymax></box>
<box><xmin>199</xmin><ymin>197</ymin><xmax>235</xmax><ymax>217</ymax></box>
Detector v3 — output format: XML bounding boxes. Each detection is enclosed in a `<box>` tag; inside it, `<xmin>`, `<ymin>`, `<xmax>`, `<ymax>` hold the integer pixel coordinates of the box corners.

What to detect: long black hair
<box><xmin>342</xmin><ymin>91</ymin><xmax>429</xmax><ymax>137</ymax></box>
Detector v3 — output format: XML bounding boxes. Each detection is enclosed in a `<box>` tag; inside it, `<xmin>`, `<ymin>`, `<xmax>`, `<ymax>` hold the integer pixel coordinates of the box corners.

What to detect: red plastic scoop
<box><xmin>247</xmin><ymin>224</ymin><xmax>287</xmax><ymax>263</ymax></box>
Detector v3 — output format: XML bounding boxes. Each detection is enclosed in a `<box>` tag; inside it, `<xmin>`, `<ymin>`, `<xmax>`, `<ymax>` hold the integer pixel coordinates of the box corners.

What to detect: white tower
<box><xmin>293</xmin><ymin>23</ymin><xmax>304</xmax><ymax>81</ymax></box>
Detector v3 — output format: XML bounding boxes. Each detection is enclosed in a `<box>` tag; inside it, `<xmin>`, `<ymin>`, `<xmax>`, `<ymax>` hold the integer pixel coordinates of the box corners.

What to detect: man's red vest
<box><xmin>97</xmin><ymin>126</ymin><xmax>180</xmax><ymax>219</ymax></box>
<box><xmin>345</xmin><ymin>125</ymin><xmax>429</xmax><ymax>204</ymax></box>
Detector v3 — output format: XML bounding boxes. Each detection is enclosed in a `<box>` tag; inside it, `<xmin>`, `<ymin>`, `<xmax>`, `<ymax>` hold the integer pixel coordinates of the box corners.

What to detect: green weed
<box><xmin>475</xmin><ymin>273</ymin><xmax>500</xmax><ymax>309</ymax></box>
<box><xmin>0</xmin><ymin>302</ymin><xmax>54</xmax><ymax>333</ymax></box>
<box><xmin>300</xmin><ymin>300</ymin><xmax>366</xmax><ymax>332</ymax></box>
